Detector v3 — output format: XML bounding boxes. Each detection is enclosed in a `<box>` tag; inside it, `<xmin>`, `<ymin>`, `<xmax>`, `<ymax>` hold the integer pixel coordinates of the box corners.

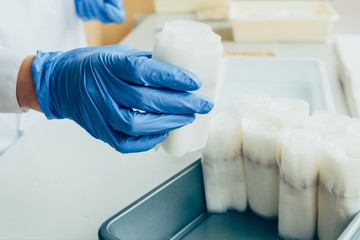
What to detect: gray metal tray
<box><xmin>98</xmin><ymin>160</ymin><xmax>360</xmax><ymax>240</ymax></box>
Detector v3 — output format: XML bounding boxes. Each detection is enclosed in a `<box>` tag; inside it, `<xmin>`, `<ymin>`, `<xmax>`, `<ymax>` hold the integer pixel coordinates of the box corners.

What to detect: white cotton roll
<box><xmin>153</xmin><ymin>20</ymin><xmax>224</xmax><ymax>157</ymax></box>
<box><xmin>304</xmin><ymin>111</ymin><xmax>349</xmax><ymax>137</ymax></box>
<box><xmin>201</xmin><ymin>158</ymin><xmax>230</xmax><ymax>213</ymax></box>
<box><xmin>345</xmin><ymin>118</ymin><xmax>360</xmax><ymax>136</ymax></box>
<box><xmin>278</xmin><ymin>129</ymin><xmax>322</xmax><ymax>240</ymax></box>
<box><xmin>279</xmin><ymin>129</ymin><xmax>322</xmax><ymax>185</ymax></box>
<box><xmin>242</xmin><ymin>114</ymin><xmax>284</xmax><ymax>219</ymax></box>
<box><xmin>232</xmin><ymin>94</ymin><xmax>273</xmax><ymax>118</ymax></box>
<box><xmin>268</xmin><ymin>98</ymin><xmax>309</xmax><ymax>129</ymax></box>
<box><xmin>318</xmin><ymin>134</ymin><xmax>360</xmax><ymax>240</ymax></box>
<box><xmin>203</xmin><ymin>110</ymin><xmax>242</xmax><ymax>160</ymax></box>
<box><xmin>202</xmin><ymin>110</ymin><xmax>247</xmax><ymax>213</ymax></box>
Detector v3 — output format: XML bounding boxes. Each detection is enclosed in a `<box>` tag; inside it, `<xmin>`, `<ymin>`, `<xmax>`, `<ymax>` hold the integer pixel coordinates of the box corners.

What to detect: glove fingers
<box><xmin>97</xmin><ymin>67</ymin><xmax>214</xmax><ymax>114</ymax></box>
<box><xmin>76</xmin><ymin>95</ymin><xmax>168</xmax><ymax>153</ymax></box>
<box><xmin>105</xmin><ymin>106</ymin><xmax>196</xmax><ymax>136</ymax></box>
<box><xmin>103</xmin><ymin>0</ymin><xmax>126</xmax><ymax>23</ymax></box>
<box><xmin>103</xmin><ymin>45</ymin><xmax>152</xmax><ymax>58</ymax></box>
<box><xmin>108</xmin><ymin>53</ymin><xmax>202</xmax><ymax>91</ymax></box>
<box><xmin>110</xmin><ymin>131</ymin><xmax>169</xmax><ymax>153</ymax></box>
<box><xmin>88</xmin><ymin>81</ymin><xmax>197</xmax><ymax>135</ymax></box>
<box><xmin>108</xmin><ymin>83</ymin><xmax>214</xmax><ymax>114</ymax></box>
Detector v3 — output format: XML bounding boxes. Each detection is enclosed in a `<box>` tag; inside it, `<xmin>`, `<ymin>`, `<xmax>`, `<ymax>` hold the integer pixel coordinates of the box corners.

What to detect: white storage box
<box><xmin>154</xmin><ymin>0</ymin><xmax>229</xmax><ymax>13</ymax></box>
<box><xmin>229</xmin><ymin>1</ymin><xmax>338</xmax><ymax>42</ymax></box>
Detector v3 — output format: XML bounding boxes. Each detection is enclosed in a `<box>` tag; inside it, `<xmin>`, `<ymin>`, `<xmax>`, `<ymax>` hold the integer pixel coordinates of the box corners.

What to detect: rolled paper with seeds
<box><xmin>153</xmin><ymin>20</ymin><xmax>224</xmax><ymax>157</ymax></box>
<box><xmin>318</xmin><ymin>134</ymin><xmax>360</xmax><ymax>240</ymax></box>
<box><xmin>268</xmin><ymin>97</ymin><xmax>309</xmax><ymax>129</ymax></box>
<box><xmin>232</xmin><ymin>94</ymin><xmax>272</xmax><ymax>118</ymax></box>
<box><xmin>278</xmin><ymin>129</ymin><xmax>322</xmax><ymax>240</ymax></box>
<box><xmin>304</xmin><ymin>111</ymin><xmax>349</xmax><ymax>137</ymax></box>
<box><xmin>202</xmin><ymin>109</ymin><xmax>246</xmax><ymax>213</ymax></box>
<box><xmin>242</xmin><ymin>114</ymin><xmax>284</xmax><ymax>219</ymax></box>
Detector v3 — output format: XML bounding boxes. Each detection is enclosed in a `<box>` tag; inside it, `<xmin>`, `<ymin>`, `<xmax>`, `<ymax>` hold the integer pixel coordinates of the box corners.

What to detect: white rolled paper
<box><xmin>153</xmin><ymin>20</ymin><xmax>224</xmax><ymax>157</ymax></box>
<box><xmin>318</xmin><ymin>134</ymin><xmax>360</xmax><ymax>240</ymax></box>
<box><xmin>305</xmin><ymin>111</ymin><xmax>349</xmax><ymax>137</ymax></box>
<box><xmin>278</xmin><ymin>129</ymin><xmax>322</xmax><ymax>240</ymax></box>
<box><xmin>232</xmin><ymin>94</ymin><xmax>273</xmax><ymax>118</ymax></box>
<box><xmin>242</xmin><ymin>114</ymin><xmax>284</xmax><ymax>219</ymax></box>
<box><xmin>268</xmin><ymin>98</ymin><xmax>309</xmax><ymax>129</ymax></box>
<box><xmin>345</xmin><ymin>118</ymin><xmax>360</xmax><ymax>136</ymax></box>
<box><xmin>202</xmin><ymin>109</ymin><xmax>246</xmax><ymax>213</ymax></box>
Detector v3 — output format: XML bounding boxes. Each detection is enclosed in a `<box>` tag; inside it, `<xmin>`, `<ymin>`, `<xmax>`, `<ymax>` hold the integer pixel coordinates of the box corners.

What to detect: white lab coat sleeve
<box><xmin>0</xmin><ymin>47</ymin><xmax>28</xmax><ymax>113</ymax></box>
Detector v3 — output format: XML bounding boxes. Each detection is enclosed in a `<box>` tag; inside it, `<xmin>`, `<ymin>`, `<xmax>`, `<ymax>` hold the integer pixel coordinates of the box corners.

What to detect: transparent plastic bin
<box><xmin>229</xmin><ymin>1</ymin><xmax>339</xmax><ymax>42</ymax></box>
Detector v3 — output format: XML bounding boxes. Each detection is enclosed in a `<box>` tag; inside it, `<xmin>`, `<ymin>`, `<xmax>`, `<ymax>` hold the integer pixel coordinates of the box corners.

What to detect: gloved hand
<box><xmin>74</xmin><ymin>0</ymin><xmax>126</xmax><ymax>24</ymax></box>
<box><xmin>32</xmin><ymin>45</ymin><xmax>214</xmax><ymax>153</ymax></box>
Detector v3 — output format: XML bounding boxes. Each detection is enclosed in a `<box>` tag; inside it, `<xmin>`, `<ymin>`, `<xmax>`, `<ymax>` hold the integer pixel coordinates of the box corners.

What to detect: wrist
<box><xmin>16</xmin><ymin>55</ymin><xmax>42</xmax><ymax>112</ymax></box>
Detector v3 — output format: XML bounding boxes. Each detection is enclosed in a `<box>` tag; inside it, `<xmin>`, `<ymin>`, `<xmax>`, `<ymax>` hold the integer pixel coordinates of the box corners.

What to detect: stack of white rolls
<box><xmin>201</xmin><ymin>94</ymin><xmax>360</xmax><ymax>240</ymax></box>
<box><xmin>202</xmin><ymin>109</ymin><xmax>246</xmax><ymax>213</ymax></box>
<box><xmin>202</xmin><ymin>94</ymin><xmax>273</xmax><ymax>213</ymax></box>
<box><xmin>278</xmin><ymin>129</ymin><xmax>322</xmax><ymax>239</ymax></box>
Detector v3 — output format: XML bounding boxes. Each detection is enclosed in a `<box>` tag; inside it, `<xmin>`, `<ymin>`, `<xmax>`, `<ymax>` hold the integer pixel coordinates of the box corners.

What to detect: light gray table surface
<box><xmin>0</xmin><ymin>7</ymin><xmax>357</xmax><ymax>239</ymax></box>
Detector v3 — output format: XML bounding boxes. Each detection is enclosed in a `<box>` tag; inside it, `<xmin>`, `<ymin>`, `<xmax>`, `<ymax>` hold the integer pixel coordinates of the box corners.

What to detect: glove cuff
<box><xmin>32</xmin><ymin>50</ymin><xmax>63</xmax><ymax>119</ymax></box>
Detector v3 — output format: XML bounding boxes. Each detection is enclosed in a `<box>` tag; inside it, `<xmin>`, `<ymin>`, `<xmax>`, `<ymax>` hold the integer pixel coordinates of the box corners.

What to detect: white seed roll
<box><xmin>202</xmin><ymin>110</ymin><xmax>246</xmax><ymax>213</ymax></box>
<box><xmin>268</xmin><ymin>97</ymin><xmax>309</xmax><ymax>129</ymax></box>
<box><xmin>203</xmin><ymin>110</ymin><xmax>242</xmax><ymax>161</ymax></box>
<box><xmin>305</xmin><ymin>111</ymin><xmax>349</xmax><ymax>137</ymax></box>
<box><xmin>232</xmin><ymin>94</ymin><xmax>273</xmax><ymax>118</ymax></box>
<box><xmin>153</xmin><ymin>20</ymin><xmax>223</xmax><ymax>157</ymax></box>
<box><xmin>279</xmin><ymin>129</ymin><xmax>322</xmax><ymax>185</ymax></box>
<box><xmin>318</xmin><ymin>134</ymin><xmax>360</xmax><ymax>240</ymax></box>
<box><xmin>242</xmin><ymin>114</ymin><xmax>284</xmax><ymax>219</ymax></box>
<box><xmin>345</xmin><ymin>118</ymin><xmax>360</xmax><ymax>136</ymax></box>
<box><xmin>278</xmin><ymin>129</ymin><xmax>322</xmax><ymax>240</ymax></box>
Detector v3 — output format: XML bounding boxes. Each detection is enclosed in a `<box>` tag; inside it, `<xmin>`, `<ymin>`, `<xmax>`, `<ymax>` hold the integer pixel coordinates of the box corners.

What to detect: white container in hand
<box><xmin>153</xmin><ymin>20</ymin><xmax>224</xmax><ymax>157</ymax></box>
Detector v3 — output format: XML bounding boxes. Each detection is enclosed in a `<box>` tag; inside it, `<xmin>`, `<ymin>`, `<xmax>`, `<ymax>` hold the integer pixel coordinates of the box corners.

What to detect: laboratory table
<box><xmin>0</xmin><ymin>11</ymin><xmax>357</xmax><ymax>239</ymax></box>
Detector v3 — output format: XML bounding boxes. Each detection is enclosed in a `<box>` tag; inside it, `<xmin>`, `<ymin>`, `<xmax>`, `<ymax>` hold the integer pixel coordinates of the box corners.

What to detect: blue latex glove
<box><xmin>32</xmin><ymin>45</ymin><xmax>214</xmax><ymax>153</ymax></box>
<box><xmin>74</xmin><ymin>0</ymin><xmax>126</xmax><ymax>24</ymax></box>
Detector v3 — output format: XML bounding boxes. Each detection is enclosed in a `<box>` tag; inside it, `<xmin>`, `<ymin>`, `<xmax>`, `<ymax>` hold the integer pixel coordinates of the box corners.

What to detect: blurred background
<box><xmin>84</xmin><ymin>0</ymin><xmax>360</xmax><ymax>46</ymax></box>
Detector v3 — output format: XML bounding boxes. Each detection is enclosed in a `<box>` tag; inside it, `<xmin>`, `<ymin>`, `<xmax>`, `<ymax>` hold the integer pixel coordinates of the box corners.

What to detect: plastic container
<box><xmin>229</xmin><ymin>1</ymin><xmax>339</xmax><ymax>42</ymax></box>
<box><xmin>216</xmin><ymin>56</ymin><xmax>335</xmax><ymax>112</ymax></box>
<box><xmin>153</xmin><ymin>0</ymin><xmax>229</xmax><ymax>14</ymax></box>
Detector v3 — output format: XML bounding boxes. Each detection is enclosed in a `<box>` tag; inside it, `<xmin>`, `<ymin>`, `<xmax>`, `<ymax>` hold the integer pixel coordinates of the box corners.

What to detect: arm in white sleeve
<box><xmin>0</xmin><ymin>47</ymin><xmax>28</xmax><ymax>113</ymax></box>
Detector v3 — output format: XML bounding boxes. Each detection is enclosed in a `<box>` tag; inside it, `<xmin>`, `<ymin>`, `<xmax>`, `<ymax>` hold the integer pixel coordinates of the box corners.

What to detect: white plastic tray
<box><xmin>216</xmin><ymin>56</ymin><xmax>335</xmax><ymax>112</ymax></box>
<box><xmin>229</xmin><ymin>1</ymin><xmax>338</xmax><ymax>42</ymax></box>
